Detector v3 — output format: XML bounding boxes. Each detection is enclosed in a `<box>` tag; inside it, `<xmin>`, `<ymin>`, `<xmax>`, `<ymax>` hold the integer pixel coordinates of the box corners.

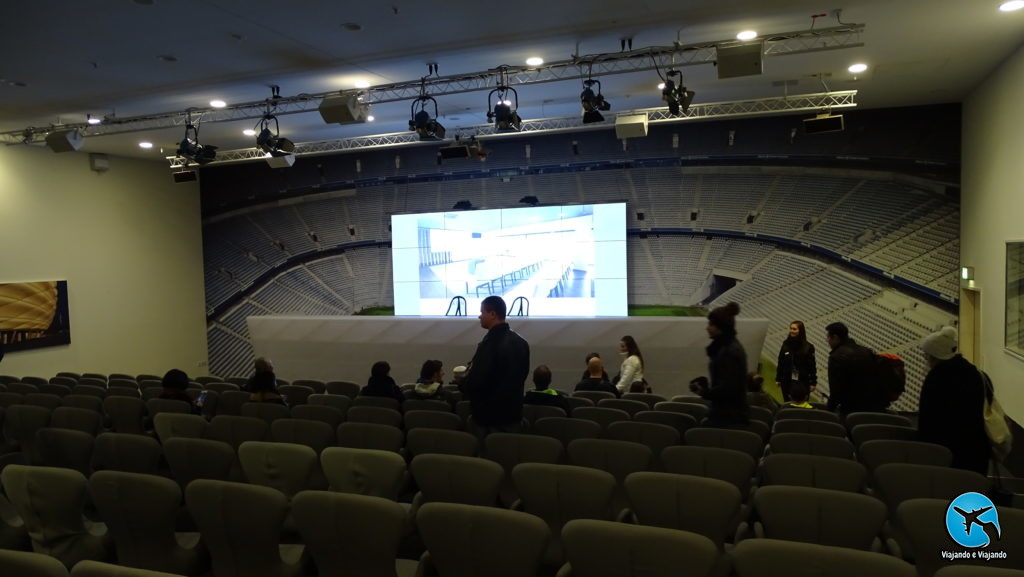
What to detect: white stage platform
<box><xmin>248</xmin><ymin>315</ymin><xmax>769</xmax><ymax>400</ymax></box>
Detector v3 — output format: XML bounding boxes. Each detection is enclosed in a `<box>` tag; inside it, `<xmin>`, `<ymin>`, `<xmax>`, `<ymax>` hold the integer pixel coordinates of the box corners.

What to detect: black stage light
<box><xmin>487</xmin><ymin>86</ymin><xmax>522</xmax><ymax>132</ymax></box>
<box><xmin>409</xmin><ymin>95</ymin><xmax>445</xmax><ymax>141</ymax></box>
<box><xmin>255</xmin><ymin>115</ymin><xmax>295</xmax><ymax>157</ymax></box>
<box><xmin>580</xmin><ymin>79</ymin><xmax>610</xmax><ymax>124</ymax></box>
<box><xmin>176</xmin><ymin>123</ymin><xmax>217</xmax><ymax>165</ymax></box>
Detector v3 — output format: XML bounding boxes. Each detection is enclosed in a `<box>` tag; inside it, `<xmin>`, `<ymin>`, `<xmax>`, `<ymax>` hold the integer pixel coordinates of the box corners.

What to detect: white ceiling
<box><xmin>2</xmin><ymin>0</ymin><xmax>1021</xmax><ymax>160</ymax></box>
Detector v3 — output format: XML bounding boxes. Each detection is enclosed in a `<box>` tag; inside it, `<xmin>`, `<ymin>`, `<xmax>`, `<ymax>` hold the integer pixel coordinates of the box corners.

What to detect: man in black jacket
<box><xmin>825</xmin><ymin>322</ymin><xmax>886</xmax><ymax>414</ymax></box>
<box><xmin>464</xmin><ymin>296</ymin><xmax>530</xmax><ymax>437</ymax></box>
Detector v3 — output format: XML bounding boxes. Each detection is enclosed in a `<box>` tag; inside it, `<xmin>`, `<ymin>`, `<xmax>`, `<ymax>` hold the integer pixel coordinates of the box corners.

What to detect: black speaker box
<box><xmin>803</xmin><ymin>114</ymin><xmax>845</xmax><ymax>134</ymax></box>
<box><xmin>173</xmin><ymin>170</ymin><xmax>198</xmax><ymax>183</ymax></box>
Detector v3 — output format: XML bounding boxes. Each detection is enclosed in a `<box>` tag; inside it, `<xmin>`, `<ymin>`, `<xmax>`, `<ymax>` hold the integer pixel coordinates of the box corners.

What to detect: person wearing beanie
<box><xmin>693</xmin><ymin>302</ymin><xmax>750</xmax><ymax>426</ymax></box>
<box><xmin>917</xmin><ymin>326</ymin><xmax>990</xmax><ymax>475</ymax></box>
<box><xmin>359</xmin><ymin>360</ymin><xmax>405</xmax><ymax>406</ymax></box>
<box><xmin>159</xmin><ymin>368</ymin><xmax>199</xmax><ymax>413</ymax></box>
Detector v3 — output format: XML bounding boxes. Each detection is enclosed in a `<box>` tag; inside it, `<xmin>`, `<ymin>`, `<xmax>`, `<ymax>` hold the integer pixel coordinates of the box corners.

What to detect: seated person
<box><xmin>746</xmin><ymin>373</ymin><xmax>779</xmax><ymax>411</ymax></box>
<box><xmin>407</xmin><ymin>359</ymin><xmax>453</xmax><ymax>403</ymax></box>
<box><xmin>523</xmin><ymin>365</ymin><xmax>570</xmax><ymax>414</ymax></box>
<box><xmin>784</xmin><ymin>382</ymin><xmax>814</xmax><ymax>409</ymax></box>
<box><xmin>249</xmin><ymin>370</ymin><xmax>287</xmax><ymax>405</ymax></box>
<box><xmin>579</xmin><ymin>352</ymin><xmax>610</xmax><ymax>383</ymax></box>
<box><xmin>244</xmin><ymin>356</ymin><xmax>274</xmax><ymax>392</ymax></box>
<box><xmin>360</xmin><ymin>360</ymin><xmax>405</xmax><ymax>405</ymax></box>
<box><xmin>451</xmin><ymin>365</ymin><xmax>469</xmax><ymax>395</ymax></box>
<box><xmin>160</xmin><ymin>369</ymin><xmax>199</xmax><ymax>413</ymax></box>
<box><xmin>575</xmin><ymin>356</ymin><xmax>620</xmax><ymax>398</ymax></box>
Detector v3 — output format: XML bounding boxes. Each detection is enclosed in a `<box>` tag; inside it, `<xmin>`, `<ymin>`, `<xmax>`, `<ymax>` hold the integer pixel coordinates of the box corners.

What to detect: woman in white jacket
<box><xmin>616</xmin><ymin>335</ymin><xmax>646</xmax><ymax>393</ymax></box>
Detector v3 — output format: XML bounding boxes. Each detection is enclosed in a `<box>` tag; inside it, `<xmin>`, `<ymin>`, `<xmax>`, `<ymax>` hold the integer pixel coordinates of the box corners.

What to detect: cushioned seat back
<box><xmin>624</xmin><ymin>472</ymin><xmax>741</xmax><ymax>549</ymax></box>
<box><xmin>36</xmin><ymin>428</ymin><xmax>95</xmax><ymax>475</ymax></box>
<box><xmin>4</xmin><ymin>405</ymin><xmax>51</xmax><ymax>464</ymax></box>
<box><xmin>276</xmin><ymin>385</ymin><xmax>314</xmax><ymax>406</ymax></box>
<box><xmin>410</xmin><ymin>453</ymin><xmax>503</xmax><ymax>506</ymax></box>
<box><xmin>567</xmin><ymin>438</ymin><xmax>652</xmax><ymax>484</ymax></box>
<box><xmin>91</xmin><ymin>433</ymin><xmax>162</xmax><ymax>475</ymax></box>
<box><xmin>50</xmin><ymin>406</ymin><xmax>102</xmax><ymax>436</ymax></box>
<box><xmin>88</xmin><ymin>470</ymin><xmax>208</xmax><ymax>575</ymax></box>
<box><xmin>685</xmin><ymin>427</ymin><xmax>764</xmax><ymax>460</ymax></box>
<box><xmin>103</xmin><ymin>397</ymin><xmax>146</xmax><ymax>434</ymax></box>
<box><xmin>270</xmin><ymin>418</ymin><xmax>335</xmax><ymax>454</ymax></box>
<box><xmin>204</xmin><ymin>415</ymin><xmax>268</xmax><ymax>449</ymax></box>
<box><xmin>238</xmin><ymin>441</ymin><xmax>318</xmax><ymax>498</ymax></box>
<box><xmin>774</xmin><ymin>407</ymin><xmax>840</xmax><ymax>423</ymax></box>
<box><xmin>596</xmin><ymin>398</ymin><xmax>648</xmax><ymax>417</ymax></box>
<box><xmin>768</xmin><ymin>432</ymin><xmax>856</xmax><ymax>460</ymax></box>
<box><xmin>731</xmin><ymin>539</ymin><xmax>917</xmax><ymax>577</ymax></box>
<box><xmin>858</xmin><ymin>440</ymin><xmax>953</xmax><ymax>472</ymax></box>
<box><xmin>760</xmin><ymin>454</ymin><xmax>868</xmax><ymax>493</ymax></box>
<box><xmin>661</xmin><ymin>445</ymin><xmax>757</xmax><ymax>495</ymax></box>
<box><xmin>320</xmin><ymin>447</ymin><xmax>407</xmax><ymax>500</ymax></box>
<box><xmin>571</xmin><ymin>406</ymin><xmax>631</xmax><ymax>436</ymax></box>
<box><xmin>405</xmin><ymin>428</ymin><xmax>479</xmax><ymax>458</ymax></box>
<box><xmin>307</xmin><ymin>394</ymin><xmax>352</xmax><ymax>413</ymax></box>
<box><xmin>289</xmin><ymin>404</ymin><xmax>344</xmax><ymax>429</ymax></box>
<box><xmin>532</xmin><ymin>417</ymin><xmax>601</xmax><ymax>447</ymax></box>
<box><xmin>152</xmin><ymin>413</ymin><xmax>207</xmax><ymax>444</ymax></box>
<box><xmin>0</xmin><ymin>549</ymin><xmax>70</xmax><ymax>577</ymax></box>
<box><xmin>561</xmin><ymin>519</ymin><xmax>720</xmax><ymax>577</ymax></box>
<box><xmin>873</xmin><ymin>463</ymin><xmax>992</xmax><ymax>516</ymax></box>
<box><xmin>240</xmin><ymin>402</ymin><xmax>291</xmax><ymax>425</ymax></box>
<box><xmin>403</xmin><ymin>410</ymin><xmax>462</xmax><ymax>432</ymax></box>
<box><xmin>346</xmin><ymin>405</ymin><xmax>402</xmax><ymax>428</ymax></box>
<box><xmin>162</xmin><ymin>437</ymin><xmax>235</xmax><ymax>488</ymax></box>
<box><xmin>61</xmin><ymin>394</ymin><xmax>103</xmax><ymax>413</ymax></box>
<box><xmin>417</xmin><ymin>502</ymin><xmax>550</xmax><ymax>577</ymax></box>
<box><xmin>291</xmin><ymin>491</ymin><xmax>409</xmax><ymax>577</ymax></box>
<box><xmin>771</xmin><ymin>419</ymin><xmax>848</xmax><ymax>438</ymax></box>
<box><xmin>634</xmin><ymin>410</ymin><xmax>696</xmax><ymax>441</ymax></box>
<box><xmin>335</xmin><ymin>422</ymin><xmax>403</xmax><ymax>453</ymax></box>
<box><xmin>521</xmin><ymin>404</ymin><xmax>566</xmax><ymax>426</ymax></box>
<box><xmin>753</xmin><ymin>485</ymin><xmax>887</xmax><ymax>550</ymax></box>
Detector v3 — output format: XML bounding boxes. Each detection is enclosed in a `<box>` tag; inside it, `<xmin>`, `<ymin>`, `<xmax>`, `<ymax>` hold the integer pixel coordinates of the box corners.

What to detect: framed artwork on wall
<box><xmin>1006</xmin><ymin>242</ymin><xmax>1024</xmax><ymax>359</ymax></box>
<box><xmin>0</xmin><ymin>280</ymin><xmax>71</xmax><ymax>353</ymax></box>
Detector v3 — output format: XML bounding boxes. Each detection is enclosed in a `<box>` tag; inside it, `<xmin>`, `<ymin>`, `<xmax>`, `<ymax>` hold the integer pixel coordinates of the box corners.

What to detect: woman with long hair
<box><xmin>616</xmin><ymin>335</ymin><xmax>646</xmax><ymax>393</ymax></box>
<box><xmin>776</xmin><ymin>320</ymin><xmax>817</xmax><ymax>402</ymax></box>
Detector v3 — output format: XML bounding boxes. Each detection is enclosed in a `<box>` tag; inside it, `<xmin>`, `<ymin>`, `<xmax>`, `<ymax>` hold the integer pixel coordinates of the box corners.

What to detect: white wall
<box><xmin>0</xmin><ymin>146</ymin><xmax>208</xmax><ymax>378</ymax></box>
<box><xmin>962</xmin><ymin>43</ymin><xmax>1024</xmax><ymax>423</ymax></box>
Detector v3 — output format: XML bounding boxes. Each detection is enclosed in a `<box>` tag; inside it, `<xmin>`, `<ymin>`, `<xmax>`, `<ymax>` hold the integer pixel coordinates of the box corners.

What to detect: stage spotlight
<box><xmin>255</xmin><ymin>115</ymin><xmax>295</xmax><ymax>157</ymax></box>
<box><xmin>519</xmin><ymin>195</ymin><xmax>539</xmax><ymax>206</ymax></box>
<box><xmin>452</xmin><ymin>200</ymin><xmax>473</xmax><ymax>210</ymax></box>
<box><xmin>580</xmin><ymin>79</ymin><xmax>611</xmax><ymax>124</ymax></box>
<box><xmin>487</xmin><ymin>86</ymin><xmax>522</xmax><ymax>132</ymax></box>
<box><xmin>660</xmin><ymin>70</ymin><xmax>695</xmax><ymax>116</ymax></box>
<box><xmin>409</xmin><ymin>94</ymin><xmax>445</xmax><ymax>141</ymax></box>
<box><xmin>176</xmin><ymin>122</ymin><xmax>217</xmax><ymax>165</ymax></box>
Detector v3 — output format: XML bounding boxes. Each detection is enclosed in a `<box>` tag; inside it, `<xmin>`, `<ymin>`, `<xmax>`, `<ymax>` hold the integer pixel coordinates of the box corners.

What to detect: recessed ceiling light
<box><xmin>367</xmin><ymin>115</ymin><xmax>375</xmax><ymax>122</ymax></box>
<box><xmin>848</xmin><ymin>63</ymin><xmax>868</xmax><ymax>73</ymax></box>
<box><xmin>243</xmin><ymin>129</ymin><xmax>257</xmax><ymax>136</ymax></box>
<box><xmin>526</xmin><ymin>57</ymin><xmax>544</xmax><ymax>66</ymax></box>
<box><xmin>736</xmin><ymin>30</ymin><xmax>758</xmax><ymax>41</ymax></box>
<box><xmin>138</xmin><ymin>141</ymin><xmax>153</xmax><ymax>149</ymax></box>
<box><xmin>1000</xmin><ymin>0</ymin><xmax>1024</xmax><ymax>10</ymax></box>
<box><xmin>86</xmin><ymin>115</ymin><xmax>101</xmax><ymax>125</ymax></box>
<box><xmin>657</xmin><ymin>82</ymin><xmax>666</xmax><ymax>90</ymax></box>
<box><xmin>210</xmin><ymin>99</ymin><xmax>226</xmax><ymax>108</ymax></box>
<box><xmin>354</xmin><ymin>80</ymin><xmax>371</xmax><ymax>89</ymax></box>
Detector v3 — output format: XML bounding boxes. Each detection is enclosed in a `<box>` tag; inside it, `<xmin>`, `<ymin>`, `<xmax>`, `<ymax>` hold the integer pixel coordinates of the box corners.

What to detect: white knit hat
<box><xmin>452</xmin><ymin>365</ymin><xmax>468</xmax><ymax>377</ymax></box>
<box><xmin>920</xmin><ymin>326</ymin><xmax>958</xmax><ymax>360</ymax></box>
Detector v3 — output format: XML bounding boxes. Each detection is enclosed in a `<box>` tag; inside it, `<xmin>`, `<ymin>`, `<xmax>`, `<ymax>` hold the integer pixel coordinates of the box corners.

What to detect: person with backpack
<box><xmin>918</xmin><ymin>326</ymin><xmax>990</xmax><ymax>475</ymax></box>
<box><xmin>824</xmin><ymin>322</ymin><xmax>888</xmax><ymax>414</ymax></box>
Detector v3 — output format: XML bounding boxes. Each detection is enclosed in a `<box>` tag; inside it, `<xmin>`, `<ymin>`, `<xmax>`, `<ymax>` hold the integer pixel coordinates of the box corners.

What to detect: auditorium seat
<box><xmin>1</xmin><ymin>465</ymin><xmax>112</xmax><ymax>569</ymax></box>
<box><xmin>563</xmin><ymin>396</ymin><xmax>593</xmax><ymax>414</ymax></box>
<box><xmin>88</xmin><ymin>471</ymin><xmax>209</xmax><ymax>576</ymax></box>
<box><xmin>325</xmin><ymin>381</ymin><xmax>360</xmax><ymax>398</ymax></box>
<box><xmin>625</xmin><ymin>472</ymin><xmax>741</xmax><ymax>550</ymax></box>
<box><xmin>560</xmin><ymin>519</ymin><xmax>721</xmax><ymax>577</ymax></box>
<box><xmin>351</xmin><ymin>396</ymin><xmax>401</xmax><ymax>412</ymax></box>
<box><xmin>409</xmin><ymin>453</ymin><xmax>503</xmax><ymax>509</ymax></box>
<box><xmin>146</xmin><ymin>398</ymin><xmax>192</xmax><ymax>419</ymax></box>
<box><xmin>307</xmin><ymin>393</ymin><xmax>351</xmax><ymax>414</ymax></box>
<box><xmin>153</xmin><ymin>413</ymin><xmax>207</xmax><ymax>444</ymax></box>
<box><xmin>163</xmin><ymin>438</ymin><xmax>236</xmax><ymax>488</ymax></box>
<box><xmin>857</xmin><ymin>440</ymin><xmax>952</xmax><ymax>472</ymax></box>
<box><xmin>571</xmin><ymin>391</ymin><xmax>616</xmax><ymax>404</ymax></box>
<box><xmin>277</xmin><ymin>385</ymin><xmax>314</xmax><ymax>406</ymax></box>
<box><xmin>291</xmin><ymin>491</ymin><xmax>417</xmax><ymax>577</ymax></box>
<box><xmin>50</xmin><ymin>406</ymin><xmax>103</xmax><ymax>436</ymax></box>
<box><xmin>661</xmin><ymin>445</ymin><xmax>757</xmax><ymax>498</ymax></box>
<box><xmin>186</xmin><ymin>480</ymin><xmax>308</xmax><ymax>577</ymax></box>
<box><xmin>483</xmin><ymin>433</ymin><xmax>564</xmax><ymax>507</ymax></box>
<box><xmin>102</xmin><ymin>397</ymin><xmax>147</xmax><ymax>435</ymax></box>
<box><xmin>238</xmin><ymin>441</ymin><xmax>320</xmax><ymax>498</ymax></box>
<box><xmin>771</xmin><ymin>419</ymin><xmax>847</xmax><ymax>438</ymax></box>
<box><xmin>38</xmin><ymin>384</ymin><xmax>72</xmax><ymax>398</ymax></box>
<box><xmin>850</xmin><ymin>424</ymin><xmax>918</xmax><ymax>448</ymax></box>
<box><xmin>36</xmin><ymin>428</ymin><xmax>95</xmax><ymax>475</ymax></box>
<box><xmin>290</xmin><ymin>379</ymin><xmax>326</xmax><ymax>394</ymax></box>
<box><xmin>620</xmin><ymin>392</ymin><xmax>668</xmax><ymax>409</ymax></box>
<box><xmin>91</xmin><ymin>433</ymin><xmax>162</xmax><ymax>475</ymax></box>
<box><xmin>347</xmin><ymin>405</ymin><xmax>402</xmax><ymax>428</ymax></box>
<box><xmin>336</xmin><ymin>422</ymin><xmax>403</xmax><ymax>453</ymax></box>
<box><xmin>731</xmin><ymin>539</ymin><xmax>916</xmax><ymax>577</ymax></box>
<box><xmin>571</xmin><ymin>407</ymin><xmax>631</xmax><ymax>437</ymax></box>
<box><xmin>4</xmin><ymin>404</ymin><xmax>51</xmax><ymax>464</ymax></box>
<box><xmin>0</xmin><ymin>549</ymin><xmax>70</xmax><ymax>577</ymax></box>
<box><xmin>844</xmin><ymin>411</ymin><xmax>914</xmax><ymax>431</ymax></box>
<box><xmin>320</xmin><ymin>447</ymin><xmax>407</xmax><ymax>500</ymax></box>
<box><xmin>655</xmin><ymin>401</ymin><xmax>709</xmax><ymax>422</ymax></box>
<box><xmin>201</xmin><ymin>382</ymin><xmax>240</xmax><ymax>395</ymax></box>
<box><xmin>767</xmin><ymin>432</ymin><xmax>856</xmax><ymax>460</ymax></box>
<box><xmin>633</xmin><ymin>410</ymin><xmax>696</xmax><ymax>441</ymax></box>
<box><xmin>685</xmin><ymin>428</ymin><xmax>764</xmax><ymax>461</ymax></box>
<box><xmin>61</xmin><ymin>394</ymin><xmax>103</xmax><ymax>413</ymax></box>
<box><xmin>596</xmin><ymin>398</ymin><xmax>648</xmax><ymax>417</ymax></box>
<box><xmin>774</xmin><ymin>407</ymin><xmax>840</xmax><ymax>423</ymax></box>
<box><xmin>269</xmin><ymin>419</ymin><xmax>334</xmax><ymax>455</ymax></box>
<box><xmin>240</xmin><ymin>402</ymin><xmax>291</xmax><ymax>425</ymax></box>
<box><xmin>215</xmin><ymin>390</ymin><xmax>250</xmax><ymax>416</ymax></box>
<box><xmin>751</xmin><ymin>485</ymin><xmax>887</xmax><ymax>551</ymax></box>
<box><xmin>607</xmin><ymin>421</ymin><xmax>679</xmax><ymax>469</ymax></box>
<box><xmin>0</xmin><ymin>491</ymin><xmax>30</xmax><ymax>551</ymax></box>
<box><xmin>403</xmin><ymin>409</ymin><xmax>462</xmax><ymax>432</ymax></box>
<box><xmin>405</xmin><ymin>428</ymin><xmax>478</xmax><ymax>458</ymax></box>
<box><xmin>511</xmin><ymin>463</ymin><xmax>616</xmax><ymax>570</ymax></box>
<box><xmin>401</xmin><ymin>398</ymin><xmax>452</xmax><ymax>413</ymax></box>
<box><xmin>521</xmin><ymin>404</ymin><xmax>566</xmax><ymax>427</ymax></box>
<box><xmin>8</xmin><ymin>382</ymin><xmax>41</xmax><ymax>396</ymax></box>
<box><xmin>204</xmin><ymin>415</ymin><xmax>268</xmax><ymax>449</ymax></box>
<box><xmin>24</xmin><ymin>393</ymin><xmax>63</xmax><ymax>411</ymax></box>
<box><xmin>760</xmin><ymin>454</ymin><xmax>868</xmax><ymax>493</ymax></box>
<box><xmin>567</xmin><ymin>438</ymin><xmax>652</xmax><ymax>516</ymax></box>
<box><xmin>533</xmin><ymin>417</ymin><xmax>601</xmax><ymax>448</ymax></box>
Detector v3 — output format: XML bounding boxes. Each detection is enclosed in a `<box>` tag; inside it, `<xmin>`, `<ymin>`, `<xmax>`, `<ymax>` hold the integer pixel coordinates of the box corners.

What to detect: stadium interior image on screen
<box><xmin>392</xmin><ymin>203</ymin><xmax>627</xmax><ymax>317</ymax></box>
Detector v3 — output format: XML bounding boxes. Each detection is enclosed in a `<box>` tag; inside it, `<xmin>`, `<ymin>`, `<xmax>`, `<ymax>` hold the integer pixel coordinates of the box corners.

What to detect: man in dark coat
<box><xmin>464</xmin><ymin>296</ymin><xmax>530</xmax><ymax>437</ymax></box>
<box><xmin>918</xmin><ymin>326</ymin><xmax>991</xmax><ymax>475</ymax></box>
<box><xmin>825</xmin><ymin>322</ymin><xmax>886</xmax><ymax>414</ymax></box>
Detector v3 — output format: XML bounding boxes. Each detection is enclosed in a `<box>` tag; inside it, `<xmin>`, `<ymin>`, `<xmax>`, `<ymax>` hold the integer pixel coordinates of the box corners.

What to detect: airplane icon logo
<box><xmin>946</xmin><ymin>493</ymin><xmax>1002</xmax><ymax>548</ymax></box>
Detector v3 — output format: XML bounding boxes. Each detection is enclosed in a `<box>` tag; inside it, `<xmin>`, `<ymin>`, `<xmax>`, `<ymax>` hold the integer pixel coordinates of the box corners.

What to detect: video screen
<box><xmin>392</xmin><ymin>203</ymin><xmax>627</xmax><ymax>317</ymax></box>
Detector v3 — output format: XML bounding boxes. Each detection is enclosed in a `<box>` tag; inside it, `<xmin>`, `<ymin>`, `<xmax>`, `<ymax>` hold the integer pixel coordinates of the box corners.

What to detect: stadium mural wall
<box><xmin>198</xmin><ymin>104</ymin><xmax>961</xmax><ymax>411</ymax></box>
<box><xmin>0</xmin><ymin>280</ymin><xmax>71</xmax><ymax>352</ymax></box>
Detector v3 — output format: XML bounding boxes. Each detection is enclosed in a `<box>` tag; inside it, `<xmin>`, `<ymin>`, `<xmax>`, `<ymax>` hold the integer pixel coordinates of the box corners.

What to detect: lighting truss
<box><xmin>167</xmin><ymin>91</ymin><xmax>857</xmax><ymax>167</ymax></box>
<box><xmin>2</xmin><ymin>25</ymin><xmax>864</xmax><ymax>146</ymax></box>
